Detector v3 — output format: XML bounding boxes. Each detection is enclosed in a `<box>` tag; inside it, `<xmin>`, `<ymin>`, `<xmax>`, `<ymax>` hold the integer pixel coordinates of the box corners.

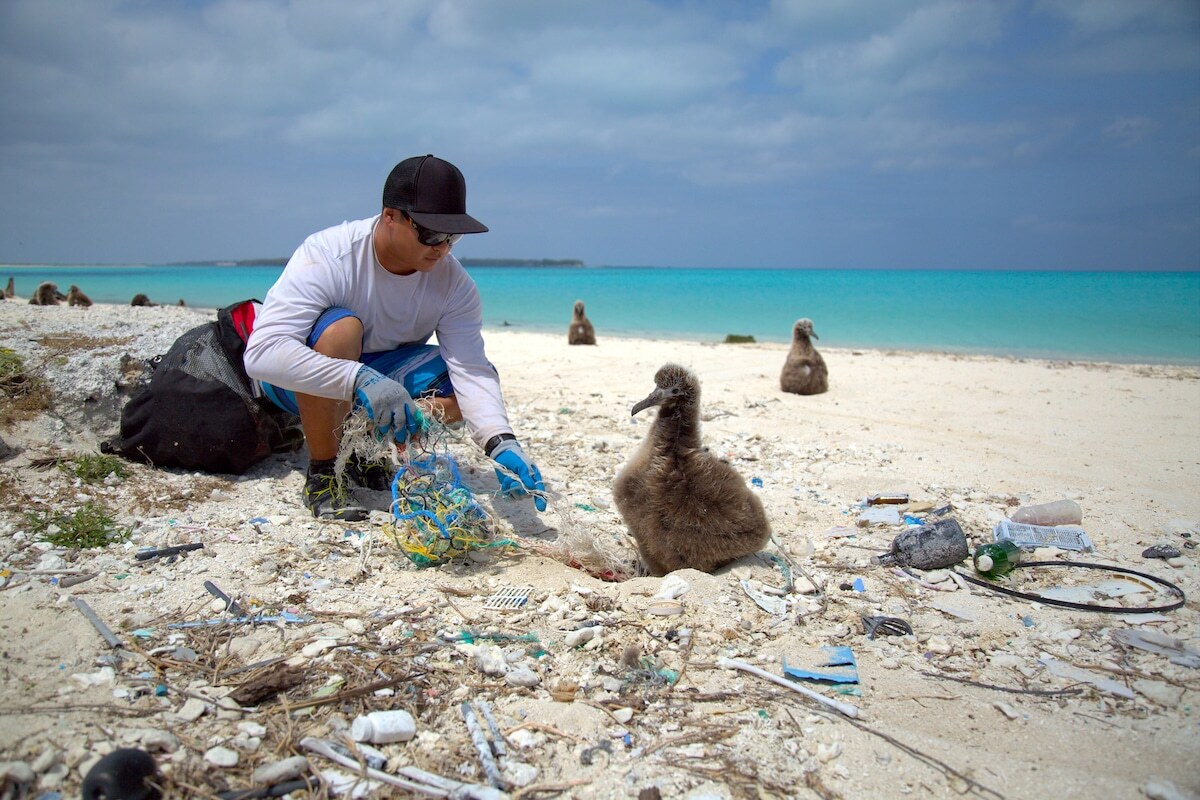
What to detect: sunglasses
<box><xmin>399</xmin><ymin>212</ymin><xmax>462</xmax><ymax>247</ymax></box>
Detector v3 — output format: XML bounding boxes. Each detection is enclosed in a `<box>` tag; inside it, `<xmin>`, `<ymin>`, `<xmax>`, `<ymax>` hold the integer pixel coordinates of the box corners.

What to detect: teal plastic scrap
<box><xmin>782</xmin><ymin>646</ymin><xmax>859</xmax><ymax>684</ymax></box>
<box><xmin>167</xmin><ymin>611</ymin><xmax>312</xmax><ymax>629</ymax></box>
<box><xmin>444</xmin><ymin>630</ymin><xmax>541</xmax><ymax>645</ymax></box>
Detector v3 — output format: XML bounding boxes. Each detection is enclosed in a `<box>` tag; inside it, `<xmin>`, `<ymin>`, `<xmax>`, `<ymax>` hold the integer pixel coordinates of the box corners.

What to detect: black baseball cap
<box><xmin>382</xmin><ymin>154</ymin><xmax>488</xmax><ymax>234</ymax></box>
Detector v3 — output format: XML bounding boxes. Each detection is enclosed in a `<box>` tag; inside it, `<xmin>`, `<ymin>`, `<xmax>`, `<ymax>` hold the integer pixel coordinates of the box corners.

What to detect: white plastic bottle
<box><xmin>351</xmin><ymin>710</ymin><xmax>416</xmax><ymax>744</ymax></box>
<box><xmin>1010</xmin><ymin>499</ymin><xmax>1082</xmax><ymax>526</ymax></box>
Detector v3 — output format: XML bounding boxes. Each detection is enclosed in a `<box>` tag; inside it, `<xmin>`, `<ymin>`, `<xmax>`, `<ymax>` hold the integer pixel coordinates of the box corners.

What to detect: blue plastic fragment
<box><xmin>852</xmin><ymin>578</ymin><xmax>865</xmax><ymax>592</ymax></box>
<box><xmin>783</xmin><ymin>646</ymin><xmax>860</xmax><ymax>684</ymax></box>
<box><xmin>751</xmin><ymin>477</ymin><xmax>764</xmax><ymax>488</ymax></box>
<box><xmin>247</xmin><ymin>516</ymin><xmax>270</xmax><ymax>524</ymax></box>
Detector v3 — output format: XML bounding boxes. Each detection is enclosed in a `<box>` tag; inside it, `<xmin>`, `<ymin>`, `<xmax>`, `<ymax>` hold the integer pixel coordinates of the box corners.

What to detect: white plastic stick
<box><xmin>300</xmin><ymin>737</ymin><xmax>503</xmax><ymax>800</ymax></box>
<box><xmin>461</xmin><ymin>701</ymin><xmax>503</xmax><ymax>787</ymax></box>
<box><xmin>72</xmin><ymin>597</ymin><xmax>121</xmax><ymax>648</ymax></box>
<box><xmin>717</xmin><ymin>657</ymin><xmax>860</xmax><ymax>718</ymax></box>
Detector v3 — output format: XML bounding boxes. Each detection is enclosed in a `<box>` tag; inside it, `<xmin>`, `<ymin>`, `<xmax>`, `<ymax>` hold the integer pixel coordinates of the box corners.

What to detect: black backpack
<box><xmin>102</xmin><ymin>300</ymin><xmax>301</xmax><ymax>475</ymax></box>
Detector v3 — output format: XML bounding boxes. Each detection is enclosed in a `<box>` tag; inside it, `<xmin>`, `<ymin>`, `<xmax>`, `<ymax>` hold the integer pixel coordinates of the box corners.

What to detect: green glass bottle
<box><xmin>973</xmin><ymin>540</ymin><xmax>1022</xmax><ymax>578</ymax></box>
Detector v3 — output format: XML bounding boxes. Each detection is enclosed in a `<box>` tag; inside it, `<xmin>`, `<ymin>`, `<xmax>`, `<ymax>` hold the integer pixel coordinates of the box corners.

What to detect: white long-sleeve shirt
<box><xmin>243</xmin><ymin>215</ymin><xmax>512</xmax><ymax>450</ymax></box>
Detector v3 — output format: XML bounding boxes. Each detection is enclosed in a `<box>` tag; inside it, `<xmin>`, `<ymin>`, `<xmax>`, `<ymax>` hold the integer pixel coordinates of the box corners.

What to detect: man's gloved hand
<box><xmin>491</xmin><ymin>439</ymin><xmax>546</xmax><ymax>511</ymax></box>
<box><xmin>352</xmin><ymin>366</ymin><xmax>427</xmax><ymax>442</ymax></box>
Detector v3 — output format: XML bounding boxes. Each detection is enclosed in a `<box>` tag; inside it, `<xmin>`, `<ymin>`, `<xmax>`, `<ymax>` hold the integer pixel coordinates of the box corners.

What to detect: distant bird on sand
<box><xmin>613</xmin><ymin>364</ymin><xmax>772</xmax><ymax>576</ymax></box>
<box><xmin>4</xmin><ymin>277</ymin><xmax>13</xmax><ymax>299</ymax></box>
<box><xmin>130</xmin><ymin>293</ymin><xmax>157</xmax><ymax>307</ymax></box>
<box><xmin>568</xmin><ymin>300</ymin><xmax>596</xmax><ymax>345</ymax></box>
<box><xmin>780</xmin><ymin>318</ymin><xmax>828</xmax><ymax>395</ymax></box>
<box><xmin>66</xmin><ymin>285</ymin><xmax>93</xmax><ymax>307</ymax></box>
<box><xmin>29</xmin><ymin>282</ymin><xmax>64</xmax><ymax>305</ymax></box>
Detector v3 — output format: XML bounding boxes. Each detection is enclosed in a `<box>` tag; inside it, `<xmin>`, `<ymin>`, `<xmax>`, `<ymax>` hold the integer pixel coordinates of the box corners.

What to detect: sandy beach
<box><xmin>0</xmin><ymin>299</ymin><xmax>1197</xmax><ymax>800</ymax></box>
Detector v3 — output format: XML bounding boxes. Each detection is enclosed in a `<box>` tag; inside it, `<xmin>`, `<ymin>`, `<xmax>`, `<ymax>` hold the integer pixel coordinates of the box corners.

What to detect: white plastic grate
<box><xmin>994</xmin><ymin>520</ymin><xmax>1094</xmax><ymax>552</ymax></box>
<box><xmin>483</xmin><ymin>586</ymin><xmax>532</xmax><ymax>610</ymax></box>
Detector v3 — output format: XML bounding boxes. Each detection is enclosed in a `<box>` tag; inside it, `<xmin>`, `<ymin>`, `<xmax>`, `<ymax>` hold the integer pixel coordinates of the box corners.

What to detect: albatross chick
<box><xmin>780</xmin><ymin>318</ymin><xmax>828</xmax><ymax>395</ymax></box>
<box><xmin>568</xmin><ymin>300</ymin><xmax>596</xmax><ymax>345</ymax></box>
<box><xmin>613</xmin><ymin>364</ymin><xmax>771</xmax><ymax>576</ymax></box>
<box><xmin>67</xmin><ymin>285</ymin><xmax>93</xmax><ymax>307</ymax></box>
<box><xmin>29</xmin><ymin>282</ymin><xmax>64</xmax><ymax>306</ymax></box>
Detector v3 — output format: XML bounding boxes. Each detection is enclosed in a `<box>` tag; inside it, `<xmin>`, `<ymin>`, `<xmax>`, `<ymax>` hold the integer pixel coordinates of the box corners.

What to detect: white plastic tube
<box><xmin>717</xmin><ymin>657</ymin><xmax>859</xmax><ymax>718</ymax></box>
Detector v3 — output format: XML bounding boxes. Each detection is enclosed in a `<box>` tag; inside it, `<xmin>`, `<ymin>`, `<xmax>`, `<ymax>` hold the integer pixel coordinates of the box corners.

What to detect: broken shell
<box><xmin>646</xmin><ymin>598</ymin><xmax>684</xmax><ymax>616</ymax></box>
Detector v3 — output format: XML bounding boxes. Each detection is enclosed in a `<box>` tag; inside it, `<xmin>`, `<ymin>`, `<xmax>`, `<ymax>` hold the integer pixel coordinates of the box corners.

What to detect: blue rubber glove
<box><xmin>491</xmin><ymin>439</ymin><xmax>546</xmax><ymax>511</ymax></box>
<box><xmin>352</xmin><ymin>365</ymin><xmax>427</xmax><ymax>442</ymax></box>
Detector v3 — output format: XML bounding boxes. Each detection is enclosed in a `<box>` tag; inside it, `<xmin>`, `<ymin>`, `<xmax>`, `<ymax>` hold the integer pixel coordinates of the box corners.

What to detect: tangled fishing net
<box><xmin>338</xmin><ymin>407</ymin><xmax>638</xmax><ymax>578</ymax></box>
<box><xmin>338</xmin><ymin>410</ymin><xmax>505</xmax><ymax>567</ymax></box>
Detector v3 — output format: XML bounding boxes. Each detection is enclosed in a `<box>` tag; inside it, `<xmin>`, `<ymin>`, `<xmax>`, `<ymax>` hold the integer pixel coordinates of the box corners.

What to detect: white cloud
<box><xmin>773</xmin><ymin>1</ymin><xmax>1006</xmax><ymax>107</ymax></box>
<box><xmin>0</xmin><ymin>0</ymin><xmax>1195</xmax><ymax>268</ymax></box>
<box><xmin>528</xmin><ymin>44</ymin><xmax>741</xmax><ymax>110</ymax></box>
<box><xmin>1103</xmin><ymin>116</ymin><xmax>1158</xmax><ymax>146</ymax></box>
<box><xmin>1035</xmin><ymin>0</ymin><xmax>1198</xmax><ymax>36</ymax></box>
<box><xmin>1033</xmin><ymin>0</ymin><xmax>1200</xmax><ymax>73</ymax></box>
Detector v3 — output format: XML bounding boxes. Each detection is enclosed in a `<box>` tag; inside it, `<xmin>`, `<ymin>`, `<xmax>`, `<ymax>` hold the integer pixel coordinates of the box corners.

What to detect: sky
<box><xmin>1</xmin><ymin>0</ymin><xmax>1197</xmax><ymax>270</ymax></box>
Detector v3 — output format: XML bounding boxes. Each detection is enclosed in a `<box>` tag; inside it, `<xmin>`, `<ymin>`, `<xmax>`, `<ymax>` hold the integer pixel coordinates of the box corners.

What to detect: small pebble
<box><xmin>564</xmin><ymin>627</ymin><xmax>598</xmax><ymax>647</ymax></box>
<box><xmin>1142</xmin><ymin>544</ymin><xmax>1181</xmax><ymax>559</ymax></box>
<box><xmin>993</xmin><ymin>701</ymin><xmax>1020</xmax><ymax>720</ymax></box>
<box><xmin>0</xmin><ymin>762</ymin><xmax>35</xmax><ymax>786</ymax></box>
<box><xmin>252</xmin><ymin>755</ymin><xmax>309</xmax><ymax>784</ymax></box>
<box><xmin>175</xmin><ymin>697</ymin><xmax>208</xmax><ymax>722</ymax></box>
<box><xmin>816</xmin><ymin>741</ymin><xmax>842</xmax><ymax>762</ymax></box>
<box><xmin>505</xmin><ymin>667</ymin><xmax>541</xmax><ymax>688</ymax></box>
<box><xmin>204</xmin><ymin>746</ymin><xmax>239</xmax><ymax>767</ymax></box>
<box><xmin>926</xmin><ymin>636</ymin><xmax>952</xmax><ymax>654</ymax></box>
<box><xmin>30</xmin><ymin>748</ymin><xmax>58</xmax><ymax>774</ymax></box>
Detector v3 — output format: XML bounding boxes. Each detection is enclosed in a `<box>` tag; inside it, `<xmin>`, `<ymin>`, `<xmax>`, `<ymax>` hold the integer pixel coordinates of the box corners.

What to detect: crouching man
<box><xmin>244</xmin><ymin>154</ymin><xmax>545</xmax><ymax>521</ymax></box>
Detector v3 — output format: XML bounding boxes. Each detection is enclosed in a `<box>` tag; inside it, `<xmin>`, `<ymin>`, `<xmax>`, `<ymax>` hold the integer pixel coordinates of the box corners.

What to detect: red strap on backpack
<box><xmin>227</xmin><ymin>300</ymin><xmax>257</xmax><ymax>344</ymax></box>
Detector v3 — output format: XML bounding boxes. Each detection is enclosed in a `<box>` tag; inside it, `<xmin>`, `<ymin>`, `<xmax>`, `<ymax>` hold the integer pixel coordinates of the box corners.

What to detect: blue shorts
<box><xmin>259</xmin><ymin>307</ymin><xmax>455</xmax><ymax>415</ymax></box>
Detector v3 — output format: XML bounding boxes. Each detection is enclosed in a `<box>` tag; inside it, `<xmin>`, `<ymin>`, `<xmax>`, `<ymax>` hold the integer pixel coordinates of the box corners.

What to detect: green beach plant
<box><xmin>62</xmin><ymin>453</ymin><xmax>128</xmax><ymax>483</ymax></box>
<box><xmin>723</xmin><ymin>334</ymin><xmax>757</xmax><ymax>344</ymax></box>
<box><xmin>0</xmin><ymin>347</ymin><xmax>51</xmax><ymax>425</ymax></box>
<box><xmin>26</xmin><ymin>501</ymin><xmax>132</xmax><ymax>549</ymax></box>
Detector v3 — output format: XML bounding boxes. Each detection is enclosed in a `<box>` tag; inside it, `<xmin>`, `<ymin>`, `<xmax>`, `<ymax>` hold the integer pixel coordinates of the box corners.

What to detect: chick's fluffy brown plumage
<box><xmin>613</xmin><ymin>364</ymin><xmax>771</xmax><ymax>576</ymax></box>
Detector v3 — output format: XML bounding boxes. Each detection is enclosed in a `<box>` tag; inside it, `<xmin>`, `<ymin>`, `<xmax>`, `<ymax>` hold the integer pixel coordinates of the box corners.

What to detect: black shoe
<box><xmin>347</xmin><ymin>453</ymin><xmax>394</xmax><ymax>492</ymax></box>
<box><xmin>303</xmin><ymin>470</ymin><xmax>368</xmax><ymax>521</ymax></box>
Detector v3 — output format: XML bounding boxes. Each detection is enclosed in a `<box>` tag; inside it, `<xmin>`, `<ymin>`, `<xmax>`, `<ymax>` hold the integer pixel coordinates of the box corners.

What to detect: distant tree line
<box><xmin>461</xmin><ymin>258</ymin><xmax>584</xmax><ymax>267</ymax></box>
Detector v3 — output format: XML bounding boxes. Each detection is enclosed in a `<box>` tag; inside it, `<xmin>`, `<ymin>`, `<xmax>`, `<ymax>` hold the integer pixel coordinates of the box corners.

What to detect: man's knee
<box><xmin>312</xmin><ymin>315</ymin><xmax>364</xmax><ymax>360</ymax></box>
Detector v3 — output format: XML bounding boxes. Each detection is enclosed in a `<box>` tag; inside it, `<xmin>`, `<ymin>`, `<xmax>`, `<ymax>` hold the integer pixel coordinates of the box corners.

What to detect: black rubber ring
<box><xmin>953</xmin><ymin>560</ymin><xmax>1186</xmax><ymax>614</ymax></box>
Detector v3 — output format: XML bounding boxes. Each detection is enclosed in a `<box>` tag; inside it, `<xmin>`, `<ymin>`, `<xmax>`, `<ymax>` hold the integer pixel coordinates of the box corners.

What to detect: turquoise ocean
<box><xmin>4</xmin><ymin>263</ymin><xmax>1198</xmax><ymax>365</ymax></box>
